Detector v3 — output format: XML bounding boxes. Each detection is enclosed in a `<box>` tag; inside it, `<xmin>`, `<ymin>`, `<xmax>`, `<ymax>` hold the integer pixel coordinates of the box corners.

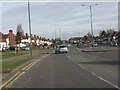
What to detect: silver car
<box><xmin>55</xmin><ymin>45</ymin><xmax>68</xmax><ymax>54</ymax></box>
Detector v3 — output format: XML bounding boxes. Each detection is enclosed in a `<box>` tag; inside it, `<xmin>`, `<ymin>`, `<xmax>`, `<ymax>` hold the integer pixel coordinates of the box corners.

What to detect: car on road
<box><xmin>93</xmin><ymin>42</ymin><xmax>98</xmax><ymax>47</ymax></box>
<box><xmin>111</xmin><ymin>41</ymin><xmax>118</xmax><ymax>46</ymax></box>
<box><xmin>90</xmin><ymin>42</ymin><xmax>98</xmax><ymax>47</ymax></box>
<box><xmin>55</xmin><ymin>45</ymin><xmax>68</xmax><ymax>54</ymax></box>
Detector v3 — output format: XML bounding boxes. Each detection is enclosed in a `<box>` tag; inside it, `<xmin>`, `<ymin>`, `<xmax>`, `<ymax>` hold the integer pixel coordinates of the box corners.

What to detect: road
<box><xmin>9</xmin><ymin>45</ymin><xmax>118</xmax><ymax>88</ymax></box>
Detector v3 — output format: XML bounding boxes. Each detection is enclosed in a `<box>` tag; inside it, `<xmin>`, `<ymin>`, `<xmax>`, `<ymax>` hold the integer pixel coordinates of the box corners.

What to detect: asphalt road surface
<box><xmin>10</xmin><ymin>45</ymin><xmax>119</xmax><ymax>88</ymax></box>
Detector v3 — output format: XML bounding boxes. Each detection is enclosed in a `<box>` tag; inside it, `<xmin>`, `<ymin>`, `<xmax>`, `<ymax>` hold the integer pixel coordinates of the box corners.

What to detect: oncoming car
<box><xmin>55</xmin><ymin>45</ymin><xmax>68</xmax><ymax>54</ymax></box>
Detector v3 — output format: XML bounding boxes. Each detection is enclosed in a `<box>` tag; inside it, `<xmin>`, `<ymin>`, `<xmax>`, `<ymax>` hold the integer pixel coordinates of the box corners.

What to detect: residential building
<box><xmin>8</xmin><ymin>30</ymin><xmax>16</xmax><ymax>46</ymax></box>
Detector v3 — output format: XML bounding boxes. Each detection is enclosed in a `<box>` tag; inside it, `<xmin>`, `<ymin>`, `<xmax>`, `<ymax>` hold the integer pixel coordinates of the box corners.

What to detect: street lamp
<box><xmin>82</xmin><ymin>4</ymin><xmax>98</xmax><ymax>47</ymax></box>
<box><xmin>28</xmin><ymin>0</ymin><xmax>32</xmax><ymax>56</ymax></box>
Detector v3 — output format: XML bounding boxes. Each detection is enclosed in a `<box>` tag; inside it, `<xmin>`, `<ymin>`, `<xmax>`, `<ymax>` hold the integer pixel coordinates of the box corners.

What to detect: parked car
<box><xmin>21</xmin><ymin>46</ymin><xmax>30</xmax><ymax>51</ymax></box>
<box><xmin>9</xmin><ymin>46</ymin><xmax>16</xmax><ymax>51</ymax></box>
<box><xmin>55</xmin><ymin>45</ymin><xmax>68</xmax><ymax>54</ymax></box>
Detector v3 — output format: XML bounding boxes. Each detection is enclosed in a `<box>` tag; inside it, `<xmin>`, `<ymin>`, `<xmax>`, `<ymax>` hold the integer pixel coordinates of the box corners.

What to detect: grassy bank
<box><xmin>2</xmin><ymin>51</ymin><xmax>29</xmax><ymax>59</ymax></box>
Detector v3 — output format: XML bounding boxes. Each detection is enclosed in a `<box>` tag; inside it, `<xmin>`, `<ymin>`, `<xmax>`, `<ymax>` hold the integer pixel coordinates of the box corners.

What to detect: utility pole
<box><xmin>28</xmin><ymin>0</ymin><xmax>32</xmax><ymax>56</ymax></box>
<box><xmin>59</xmin><ymin>28</ymin><xmax>61</xmax><ymax>39</ymax></box>
<box><xmin>82</xmin><ymin>4</ymin><xmax>98</xmax><ymax>48</ymax></box>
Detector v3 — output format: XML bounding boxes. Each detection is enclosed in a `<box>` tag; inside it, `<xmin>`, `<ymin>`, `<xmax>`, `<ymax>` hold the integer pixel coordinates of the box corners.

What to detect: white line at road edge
<box><xmin>67</xmin><ymin>55</ymin><xmax>70</xmax><ymax>58</ymax></box>
<box><xmin>66</xmin><ymin>55</ymin><xmax>120</xmax><ymax>89</ymax></box>
<box><xmin>79</xmin><ymin>64</ymin><xmax>120</xmax><ymax>89</ymax></box>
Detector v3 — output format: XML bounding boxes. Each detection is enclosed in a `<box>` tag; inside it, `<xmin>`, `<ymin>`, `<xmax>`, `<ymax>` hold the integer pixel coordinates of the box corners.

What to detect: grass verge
<box><xmin>1</xmin><ymin>58</ymin><xmax>29</xmax><ymax>73</ymax></box>
<box><xmin>2</xmin><ymin>51</ymin><xmax>28</xmax><ymax>59</ymax></box>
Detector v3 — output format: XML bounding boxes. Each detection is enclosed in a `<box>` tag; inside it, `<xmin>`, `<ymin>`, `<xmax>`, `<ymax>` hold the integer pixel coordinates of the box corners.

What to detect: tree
<box><xmin>16</xmin><ymin>31</ymin><xmax>22</xmax><ymax>44</ymax></box>
<box><xmin>99</xmin><ymin>30</ymin><xmax>106</xmax><ymax>37</ymax></box>
<box><xmin>16</xmin><ymin>24</ymin><xmax>24</xmax><ymax>36</ymax></box>
<box><xmin>16</xmin><ymin>24</ymin><xmax>24</xmax><ymax>44</ymax></box>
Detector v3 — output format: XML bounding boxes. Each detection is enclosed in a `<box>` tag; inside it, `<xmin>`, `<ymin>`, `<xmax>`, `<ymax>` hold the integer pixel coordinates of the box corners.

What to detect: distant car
<box><xmin>111</xmin><ymin>41</ymin><xmax>118</xmax><ymax>46</ymax></box>
<box><xmin>21</xmin><ymin>46</ymin><xmax>30</xmax><ymax>51</ymax></box>
<box><xmin>90</xmin><ymin>42</ymin><xmax>98</xmax><ymax>47</ymax></box>
<box><xmin>93</xmin><ymin>42</ymin><xmax>98</xmax><ymax>47</ymax></box>
<box><xmin>67</xmin><ymin>44</ymin><xmax>71</xmax><ymax>47</ymax></box>
<box><xmin>83</xmin><ymin>43</ymin><xmax>88</xmax><ymax>47</ymax></box>
<box><xmin>55</xmin><ymin>45</ymin><xmax>68</xmax><ymax>54</ymax></box>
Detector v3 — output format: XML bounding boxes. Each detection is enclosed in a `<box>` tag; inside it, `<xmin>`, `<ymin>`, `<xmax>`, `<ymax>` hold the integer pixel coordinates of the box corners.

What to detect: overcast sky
<box><xmin>0</xmin><ymin>0</ymin><xmax>119</xmax><ymax>40</ymax></box>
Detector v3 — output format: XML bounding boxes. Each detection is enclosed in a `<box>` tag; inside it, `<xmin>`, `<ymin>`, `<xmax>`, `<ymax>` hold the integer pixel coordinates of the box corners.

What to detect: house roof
<box><xmin>0</xmin><ymin>32</ymin><xmax>8</xmax><ymax>38</ymax></box>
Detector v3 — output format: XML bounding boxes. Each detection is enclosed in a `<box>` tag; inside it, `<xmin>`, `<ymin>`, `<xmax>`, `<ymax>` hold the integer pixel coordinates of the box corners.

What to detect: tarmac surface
<box><xmin>2</xmin><ymin>49</ymin><xmax>53</xmax><ymax>84</ymax></box>
<box><xmin>4</xmin><ymin>45</ymin><xmax>119</xmax><ymax>88</ymax></box>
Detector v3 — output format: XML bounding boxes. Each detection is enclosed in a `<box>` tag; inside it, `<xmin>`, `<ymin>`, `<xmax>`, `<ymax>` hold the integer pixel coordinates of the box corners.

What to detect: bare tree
<box><xmin>16</xmin><ymin>24</ymin><xmax>24</xmax><ymax>36</ymax></box>
<box><xmin>16</xmin><ymin>24</ymin><xmax>24</xmax><ymax>44</ymax></box>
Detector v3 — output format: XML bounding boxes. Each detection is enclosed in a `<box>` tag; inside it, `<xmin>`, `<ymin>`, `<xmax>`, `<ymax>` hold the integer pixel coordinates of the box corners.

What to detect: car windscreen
<box><xmin>59</xmin><ymin>46</ymin><xmax>67</xmax><ymax>48</ymax></box>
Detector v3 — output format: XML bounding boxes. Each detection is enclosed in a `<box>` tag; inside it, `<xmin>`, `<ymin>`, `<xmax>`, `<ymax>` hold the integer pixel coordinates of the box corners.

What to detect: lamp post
<box><xmin>28</xmin><ymin>0</ymin><xmax>32</xmax><ymax>56</ymax></box>
<box><xmin>82</xmin><ymin>4</ymin><xmax>98</xmax><ymax>47</ymax></box>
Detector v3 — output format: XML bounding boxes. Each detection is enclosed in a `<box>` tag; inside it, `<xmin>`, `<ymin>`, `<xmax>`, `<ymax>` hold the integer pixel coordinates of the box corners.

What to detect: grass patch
<box><xmin>32</xmin><ymin>46</ymin><xmax>45</xmax><ymax>50</ymax></box>
<box><xmin>2</xmin><ymin>51</ymin><xmax>28</xmax><ymax>59</ymax></box>
<box><xmin>2</xmin><ymin>58</ymin><xmax>29</xmax><ymax>70</ymax></box>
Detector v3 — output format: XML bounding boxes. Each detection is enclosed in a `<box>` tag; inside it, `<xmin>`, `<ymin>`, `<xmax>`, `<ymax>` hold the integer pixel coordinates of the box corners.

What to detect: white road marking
<box><xmin>66</xmin><ymin>47</ymin><xmax>119</xmax><ymax>89</ymax></box>
<box><xmin>78</xmin><ymin>64</ymin><xmax>120</xmax><ymax>89</ymax></box>
<box><xmin>78</xmin><ymin>64</ymin><xmax>86</xmax><ymax>69</ymax></box>
<box><xmin>67</xmin><ymin>55</ymin><xmax>70</xmax><ymax>58</ymax></box>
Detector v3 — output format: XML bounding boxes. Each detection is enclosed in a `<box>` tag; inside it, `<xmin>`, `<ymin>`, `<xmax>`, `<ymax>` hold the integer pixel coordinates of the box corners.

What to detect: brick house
<box><xmin>8</xmin><ymin>30</ymin><xmax>16</xmax><ymax>46</ymax></box>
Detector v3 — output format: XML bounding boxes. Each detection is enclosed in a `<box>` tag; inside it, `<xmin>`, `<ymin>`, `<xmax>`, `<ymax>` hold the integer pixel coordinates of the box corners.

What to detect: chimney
<box><xmin>9</xmin><ymin>29</ymin><xmax>13</xmax><ymax>33</ymax></box>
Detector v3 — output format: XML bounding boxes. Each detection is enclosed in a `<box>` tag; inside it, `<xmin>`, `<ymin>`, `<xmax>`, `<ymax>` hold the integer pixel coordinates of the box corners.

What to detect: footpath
<box><xmin>2</xmin><ymin>49</ymin><xmax>54</xmax><ymax>84</ymax></box>
<box><xmin>80</xmin><ymin>46</ymin><xmax>119</xmax><ymax>52</ymax></box>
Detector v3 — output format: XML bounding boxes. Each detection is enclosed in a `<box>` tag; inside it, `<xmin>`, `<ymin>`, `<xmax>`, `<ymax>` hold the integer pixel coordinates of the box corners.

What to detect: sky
<box><xmin>0</xmin><ymin>0</ymin><xmax>119</xmax><ymax>40</ymax></box>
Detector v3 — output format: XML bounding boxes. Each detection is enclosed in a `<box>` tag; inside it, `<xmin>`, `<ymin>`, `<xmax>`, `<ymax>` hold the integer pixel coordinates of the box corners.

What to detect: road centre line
<box><xmin>1</xmin><ymin>54</ymin><xmax>50</xmax><ymax>89</ymax></box>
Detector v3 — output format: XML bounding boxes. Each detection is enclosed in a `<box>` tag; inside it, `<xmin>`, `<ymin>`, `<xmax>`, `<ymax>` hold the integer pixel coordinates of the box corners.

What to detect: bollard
<box><xmin>15</xmin><ymin>47</ymin><xmax>19</xmax><ymax>55</ymax></box>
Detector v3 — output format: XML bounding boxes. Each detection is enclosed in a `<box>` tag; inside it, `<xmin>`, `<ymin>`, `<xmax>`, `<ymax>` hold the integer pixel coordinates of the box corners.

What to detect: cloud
<box><xmin>2</xmin><ymin>1</ymin><xmax>118</xmax><ymax>39</ymax></box>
